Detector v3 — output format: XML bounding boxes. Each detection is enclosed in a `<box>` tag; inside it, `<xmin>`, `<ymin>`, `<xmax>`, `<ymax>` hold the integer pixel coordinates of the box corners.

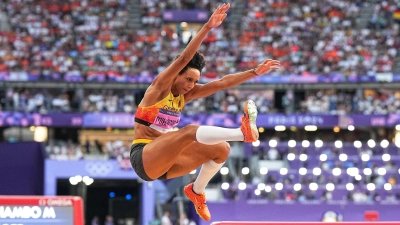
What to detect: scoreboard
<box><xmin>0</xmin><ymin>196</ymin><xmax>84</xmax><ymax>225</ymax></box>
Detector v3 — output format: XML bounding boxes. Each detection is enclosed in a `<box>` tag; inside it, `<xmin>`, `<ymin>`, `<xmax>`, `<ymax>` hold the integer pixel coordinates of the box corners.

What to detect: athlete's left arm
<box><xmin>185</xmin><ymin>59</ymin><xmax>280</xmax><ymax>102</ymax></box>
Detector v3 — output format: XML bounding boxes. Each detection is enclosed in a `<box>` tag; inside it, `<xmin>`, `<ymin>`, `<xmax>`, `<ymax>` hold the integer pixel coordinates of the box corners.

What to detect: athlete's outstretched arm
<box><xmin>152</xmin><ymin>3</ymin><xmax>230</xmax><ymax>89</ymax></box>
<box><xmin>185</xmin><ymin>59</ymin><xmax>281</xmax><ymax>101</ymax></box>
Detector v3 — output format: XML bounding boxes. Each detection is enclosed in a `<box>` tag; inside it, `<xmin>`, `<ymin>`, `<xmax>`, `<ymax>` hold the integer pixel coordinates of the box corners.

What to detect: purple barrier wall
<box><xmin>83</xmin><ymin>113</ymin><xmax>134</xmax><ymax>128</ymax></box>
<box><xmin>2</xmin><ymin>112</ymin><xmax>400</xmax><ymax>128</ymax></box>
<box><xmin>2</xmin><ymin>71</ymin><xmax>399</xmax><ymax>84</ymax></box>
<box><xmin>199</xmin><ymin>201</ymin><xmax>400</xmax><ymax>225</ymax></box>
<box><xmin>163</xmin><ymin>10</ymin><xmax>209</xmax><ymax>22</ymax></box>
<box><xmin>257</xmin><ymin>114</ymin><xmax>338</xmax><ymax>127</ymax></box>
<box><xmin>0</xmin><ymin>142</ymin><xmax>44</xmax><ymax>195</ymax></box>
<box><xmin>0</xmin><ymin>112</ymin><xmax>83</xmax><ymax>127</ymax></box>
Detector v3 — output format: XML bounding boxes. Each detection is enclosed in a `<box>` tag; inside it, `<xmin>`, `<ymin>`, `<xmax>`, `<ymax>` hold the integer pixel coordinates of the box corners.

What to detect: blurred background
<box><xmin>0</xmin><ymin>0</ymin><xmax>400</xmax><ymax>225</ymax></box>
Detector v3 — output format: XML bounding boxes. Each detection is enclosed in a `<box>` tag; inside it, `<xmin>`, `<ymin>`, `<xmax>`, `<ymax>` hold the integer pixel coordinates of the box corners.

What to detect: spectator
<box><xmin>104</xmin><ymin>215</ymin><xmax>114</xmax><ymax>225</ymax></box>
<box><xmin>161</xmin><ymin>211</ymin><xmax>172</xmax><ymax>225</ymax></box>
<box><xmin>353</xmin><ymin>190</ymin><xmax>368</xmax><ymax>203</ymax></box>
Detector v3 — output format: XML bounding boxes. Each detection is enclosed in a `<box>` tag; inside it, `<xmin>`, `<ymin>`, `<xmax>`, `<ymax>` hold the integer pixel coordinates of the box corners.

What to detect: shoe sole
<box><xmin>244</xmin><ymin>100</ymin><xmax>258</xmax><ymax>141</ymax></box>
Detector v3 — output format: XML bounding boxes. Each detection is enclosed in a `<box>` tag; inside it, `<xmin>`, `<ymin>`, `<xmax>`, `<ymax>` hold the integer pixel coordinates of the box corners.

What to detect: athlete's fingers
<box><xmin>221</xmin><ymin>13</ymin><xmax>227</xmax><ymax>21</ymax></box>
<box><xmin>270</xmin><ymin>66</ymin><xmax>280</xmax><ymax>70</ymax></box>
<box><xmin>212</xmin><ymin>6</ymin><xmax>221</xmax><ymax>15</ymax></box>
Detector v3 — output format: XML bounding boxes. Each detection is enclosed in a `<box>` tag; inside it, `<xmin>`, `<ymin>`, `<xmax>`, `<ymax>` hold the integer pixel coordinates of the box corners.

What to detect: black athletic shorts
<box><xmin>130</xmin><ymin>143</ymin><xmax>168</xmax><ymax>181</ymax></box>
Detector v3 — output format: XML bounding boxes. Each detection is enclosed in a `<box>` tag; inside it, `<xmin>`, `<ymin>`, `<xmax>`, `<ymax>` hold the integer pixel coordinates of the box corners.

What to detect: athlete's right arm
<box><xmin>152</xmin><ymin>3</ymin><xmax>230</xmax><ymax>89</ymax></box>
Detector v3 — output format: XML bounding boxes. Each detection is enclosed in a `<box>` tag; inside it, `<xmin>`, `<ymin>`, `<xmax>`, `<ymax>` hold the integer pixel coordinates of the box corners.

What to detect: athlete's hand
<box><xmin>206</xmin><ymin>3</ymin><xmax>230</xmax><ymax>29</ymax></box>
<box><xmin>253</xmin><ymin>59</ymin><xmax>281</xmax><ymax>76</ymax></box>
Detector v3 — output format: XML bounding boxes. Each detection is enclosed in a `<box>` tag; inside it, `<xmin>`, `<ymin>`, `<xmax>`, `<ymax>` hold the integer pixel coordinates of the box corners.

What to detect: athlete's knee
<box><xmin>219</xmin><ymin>141</ymin><xmax>230</xmax><ymax>160</ymax></box>
<box><xmin>224</xmin><ymin>142</ymin><xmax>230</xmax><ymax>150</ymax></box>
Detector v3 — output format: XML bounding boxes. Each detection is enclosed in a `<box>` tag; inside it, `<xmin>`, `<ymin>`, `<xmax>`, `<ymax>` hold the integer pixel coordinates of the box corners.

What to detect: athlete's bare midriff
<box><xmin>133</xmin><ymin>122</ymin><xmax>164</xmax><ymax>140</ymax></box>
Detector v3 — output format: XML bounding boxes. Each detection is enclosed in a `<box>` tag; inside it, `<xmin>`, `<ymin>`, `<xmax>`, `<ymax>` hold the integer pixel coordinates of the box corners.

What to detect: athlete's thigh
<box><xmin>142</xmin><ymin>125</ymin><xmax>198</xmax><ymax>179</ymax></box>
<box><xmin>165</xmin><ymin>141</ymin><xmax>229</xmax><ymax>179</ymax></box>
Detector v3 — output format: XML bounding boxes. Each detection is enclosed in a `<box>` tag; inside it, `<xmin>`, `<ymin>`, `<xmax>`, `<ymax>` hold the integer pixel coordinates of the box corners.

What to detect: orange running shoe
<box><xmin>240</xmin><ymin>100</ymin><xmax>259</xmax><ymax>142</ymax></box>
<box><xmin>184</xmin><ymin>183</ymin><xmax>211</xmax><ymax>221</ymax></box>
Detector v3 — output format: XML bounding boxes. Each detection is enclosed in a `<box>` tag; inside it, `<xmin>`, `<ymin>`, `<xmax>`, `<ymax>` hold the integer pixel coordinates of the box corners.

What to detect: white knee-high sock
<box><xmin>195</xmin><ymin>126</ymin><xmax>244</xmax><ymax>145</ymax></box>
<box><xmin>193</xmin><ymin>160</ymin><xmax>224</xmax><ymax>194</ymax></box>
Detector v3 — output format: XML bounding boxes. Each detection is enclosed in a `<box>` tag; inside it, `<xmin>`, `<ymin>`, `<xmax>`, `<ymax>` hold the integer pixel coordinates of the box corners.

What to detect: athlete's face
<box><xmin>175</xmin><ymin>68</ymin><xmax>200</xmax><ymax>94</ymax></box>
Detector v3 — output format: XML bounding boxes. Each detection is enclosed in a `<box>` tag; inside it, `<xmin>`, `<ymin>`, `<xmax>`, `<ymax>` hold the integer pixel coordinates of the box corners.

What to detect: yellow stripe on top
<box><xmin>134</xmin><ymin>92</ymin><xmax>185</xmax><ymax>126</ymax></box>
<box><xmin>132</xmin><ymin>139</ymin><xmax>153</xmax><ymax>144</ymax></box>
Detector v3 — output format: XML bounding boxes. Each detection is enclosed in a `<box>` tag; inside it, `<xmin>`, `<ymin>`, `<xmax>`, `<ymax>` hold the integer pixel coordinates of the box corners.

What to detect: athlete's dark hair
<box><xmin>175</xmin><ymin>51</ymin><xmax>206</xmax><ymax>75</ymax></box>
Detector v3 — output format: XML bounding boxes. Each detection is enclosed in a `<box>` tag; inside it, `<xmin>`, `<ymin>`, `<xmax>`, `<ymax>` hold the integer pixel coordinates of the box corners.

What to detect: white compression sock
<box><xmin>195</xmin><ymin>126</ymin><xmax>244</xmax><ymax>145</ymax></box>
<box><xmin>193</xmin><ymin>160</ymin><xmax>224</xmax><ymax>194</ymax></box>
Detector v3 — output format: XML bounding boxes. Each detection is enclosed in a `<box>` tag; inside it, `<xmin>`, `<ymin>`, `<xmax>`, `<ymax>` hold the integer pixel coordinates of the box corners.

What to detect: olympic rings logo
<box><xmin>85</xmin><ymin>162</ymin><xmax>113</xmax><ymax>176</ymax></box>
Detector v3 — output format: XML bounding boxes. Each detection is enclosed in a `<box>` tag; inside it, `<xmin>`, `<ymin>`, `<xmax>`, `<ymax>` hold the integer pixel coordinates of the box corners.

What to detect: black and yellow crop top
<box><xmin>134</xmin><ymin>92</ymin><xmax>185</xmax><ymax>133</ymax></box>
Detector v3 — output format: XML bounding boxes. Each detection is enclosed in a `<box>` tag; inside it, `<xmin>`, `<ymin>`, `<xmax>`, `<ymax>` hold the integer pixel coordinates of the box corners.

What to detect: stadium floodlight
<box><xmin>348</xmin><ymin>125</ymin><xmax>355</xmax><ymax>131</ymax></box>
<box><xmin>363</xmin><ymin>168</ymin><xmax>372</xmax><ymax>176</ymax></box>
<box><xmin>367</xmin><ymin>139</ymin><xmax>376</xmax><ymax>148</ymax></box>
<box><xmin>288</xmin><ymin>140</ymin><xmax>296</xmax><ymax>148</ymax></box>
<box><xmin>299</xmin><ymin>168</ymin><xmax>307</xmax><ymax>175</ymax></box>
<box><xmin>346</xmin><ymin>167</ymin><xmax>359</xmax><ymax>177</ymax></box>
<box><xmin>381</xmin><ymin>140</ymin><xmax>389</xmax><ymax>148</ymax></box>
<box><xmin>257</xmin><ymin>183</ymin><xmax>266</xmax><ymax>190</ymax></box>
<box><xmin>69</xmin><ymin>177</ymin><xmax>79</xmax><ymax>185</ymax></box>
<box><xmin>254</xmin><ymin>189</ymin><xmax>261</xmax><ymax>196</ymax></box>
<box><xmin>346</xmin><ymin>183</ymin><xmax>354</xmax><ymax>191</ymax></box>
<box><xmin>313</xmin><ymin>168</ymin><xmax>322</xmax><ymax>176</ymax></box>
<box><xmin>260</xmin><ymin>167</ymin><xmax>268</xmax><ymax>175</ymax></box>
<box><xmin>334</xmin><ymin>140</ymin><xmax>343</xmax><ymax>148</ymax></box>
<box><xmin>75</xmin><ymin>175</ymin><xmax>83</xmax><ymax>183</ymax></box>
<box><xmin>367</xmin><ymin>183</ymin><xmax>376</xmax><ymax>191</ymax></box>
<box><xmin>319</xmin><ymin>154</ymin><xmax>328</xmax><ymax>161</ymax></box>
<box><xmin>293</xmin><ymin>183</ymin><xmax>302</xmax><ymax>191</ymax></box>
<box><xmin>242</xmin><ymin>167</ymin><xmax>250</xmax><ymax>175</ymax></box>
<box><xmin>299</xmin><ymin>154</ymin><xmax>308</xmax><ymax>161</ymax></box>
<box><xmin>252</xmin><ymin>140</ymin><xmax>260</xmax><ymax>147</ymax></box>
<box><xmin>377</xmin><ymin>168</ymin><xmax>386</xmax><ymax>176</ymax></box>
<box><xmin>220</xmin><ymin>167</ymin><xmax>229</xmax><ymax>175</ymax></box>
<box><xmin>309</xmin><ymin>183</ymin><xmax>318</xmax><ymax>191</ymax></box>
<box><xmin>333</xmin><ymin>126</ymin><xmax>340</xmax><ymax>133</ymax></box>
<box><xmin>265</xmin><ymin>185</ymin><xmax>272</xmax><ymax>192</ymax></box>
<box><xmin>280</xmin><ymin>168</ymin><xmax>288</xmax><ymax>175</ymax></box>
<box><xmin>83</xmin><ymin>177</ymin><xmax>94</xmax><ymax>186</ymax></box>
<box><xmin>382</xmin><ymin>153</ymin><xmax>391</xmax><ymax>162</ymax></box>
<box><xmin>354</xmin><ymin>140</ymin><xmax>362</xmax><ymax>149</ymax></box>
<box><xmin>315</xmin><ymin>140</ymin><xmax>323</xmax><ymax>148</ymax></box>
<box><xmin>339</xmin><ymin>153</ymin><xmax>348</xmax><ymax>162</ymax></box>
<box><xmin>302</xmin><ymin>140</ymin><xmax>310</xmax><ymax>148</ymax></box>
<box><xmin>238</xmin><ymin>182</ymin><xmax>247</xmax><ymax>190</ymax></box>
<box><xmin>384</xmin><ymin>183</ymin><xmax>392</xmax><ymax>191</ymax></box>
<box><xmin>275</xmin><ymin>125</ymin><xmax>286</xmax><ymax>131</ymax></box>
<box><xmin>287</xmin><ymin>153</ymin><xmax>295</xmax><ymax>161</ymax></box>
<box><xmin>269</xmin><ymin>140</ymin><xmax>278</xmax><ymax>148</ymax></box>
<box><xmin>332</xmin><ymin>168</ymin><xmax>341</xmax><ymax>176</ymax></box>
<box><xmin>326</xmin><ymin>183</ymin><xmax>335</xmax><ymax>191</ymax></box>
<box><xmin>82</xmin><ymin>176</ymin><xmax>90</xmax><ymax>183</ymax></box>
<box><xmin>221</xmin><ymin>182</ymin><xmax>230</xmax><ymax>190</ymax></box>
<box><xmin>275</xmin><ymin>183</ymin><xmax>283</xmax><ymax>190</ymax></box>
<box><xmin>305</xmin><ymin>125</ymin><xmax>317</xmax><ymax>131</ymax></box>
<box><xmin>361</xmin><ymin>154</ymin><xmax>370</xmax><ymax>162</ymax></box>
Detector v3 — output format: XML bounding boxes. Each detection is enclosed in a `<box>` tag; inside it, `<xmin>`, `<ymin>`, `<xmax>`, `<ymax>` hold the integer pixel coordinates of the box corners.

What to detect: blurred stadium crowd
<box><xmin>0</xmin><ymin>0</ymin><xmax>399</xmax><ymax>80</ymax></box>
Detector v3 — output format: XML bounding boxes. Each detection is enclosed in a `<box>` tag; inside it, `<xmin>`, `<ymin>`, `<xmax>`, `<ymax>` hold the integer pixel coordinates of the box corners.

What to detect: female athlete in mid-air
<box><xmin>130</xmin><ymin>3</ymin><xmax>280</xmax><ymax>221</ymax></box>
